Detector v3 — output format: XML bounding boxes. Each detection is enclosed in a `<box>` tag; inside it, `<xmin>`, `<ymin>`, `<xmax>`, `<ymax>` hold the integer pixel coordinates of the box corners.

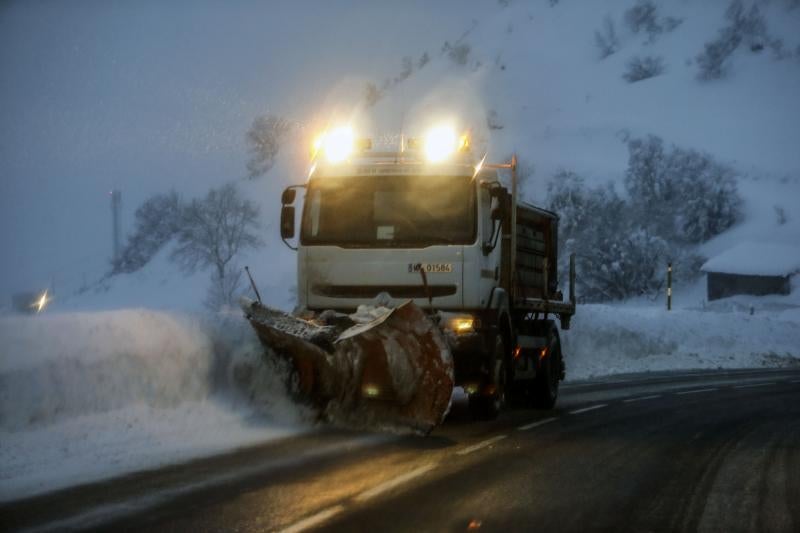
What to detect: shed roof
<box><xmin>701</xmin><ymin>242</ymin><xmax>800</xmax><ymax>276</ymax></box>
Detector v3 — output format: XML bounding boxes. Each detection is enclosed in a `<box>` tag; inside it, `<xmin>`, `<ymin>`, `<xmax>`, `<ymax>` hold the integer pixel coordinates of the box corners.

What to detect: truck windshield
<box><xmin>301</xmin><ymin>175</ymin><xmax>476</xmax><ymax>247</ymax></box>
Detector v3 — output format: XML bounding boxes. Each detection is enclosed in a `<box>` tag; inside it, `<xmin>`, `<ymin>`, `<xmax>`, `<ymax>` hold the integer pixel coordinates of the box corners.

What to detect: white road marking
<box><xmin>562</xmin><ymin>379</ymin><xmax>631</xmax><ymax>389</ymax></box>
<box><xmin>676</xmin><ymin>388</ymin><xmax>717</xmax><ymax>395</ymax></box>
<box><xmin>279</xmin><ymin>505</ymin><xmax>345</xmax><ymax>533</ymax></box>
<box><xmin>733</xmin><ymin>382</ymin><xmax>776</xmax><ymax>389</ymax></box>
<box><xmin>623</xmin><ymin>394</ymin><xmax>662</xmax><ymax>403</ymax></box>
<box><xmin>518</xmin><ymin>417</ymin><xmax>558</xmax><ymax>431</ymax></box>
<box><xmin>456</xmin><ymin>435</ymin><xmax>508</xmax><ymax>456</ymax></box>
<box><xmin>354</xmin><ymin>463</ymin><xmax>437</xmax><ymax>502</ymax></box>
<box><xmin>569</xmin><ymin>404</ymin><xmax>608</xmax><ymax>415</ymax></box>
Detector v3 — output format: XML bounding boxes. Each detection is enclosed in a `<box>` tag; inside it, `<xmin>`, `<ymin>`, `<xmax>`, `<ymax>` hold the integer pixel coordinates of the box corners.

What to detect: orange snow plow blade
<box><xmin>241</xmin><ymin>299</ymin><xmax>454</xmax><ymax>434</ymax></box>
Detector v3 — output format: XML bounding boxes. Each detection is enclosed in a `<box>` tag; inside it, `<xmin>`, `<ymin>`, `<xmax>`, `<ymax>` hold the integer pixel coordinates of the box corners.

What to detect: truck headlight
<box><xmin>424</xmin><ymin>125</ymin><xmax>457</xmax><ymax>162</ymax></box>
<box><xmin>449</xmin><ymin>316</ymin><xmax>477</xmax><ymax>334</ymax></box>
<box><xmin>316</xmin><ymin>126</ymin><xmax>354</xmax><ymax>163</ymax></box>
<box><xmin>423</xmin><ymin>125</ymin><xmax>470</xmax><ymax>163</ymax></box>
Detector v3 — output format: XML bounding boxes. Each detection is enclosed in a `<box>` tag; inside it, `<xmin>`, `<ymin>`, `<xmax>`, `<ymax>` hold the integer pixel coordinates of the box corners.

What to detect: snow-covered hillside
<box><xmin>5</xmin><ymin>0</ymin><xmax>796</xmax><ymax>312</ymax></box>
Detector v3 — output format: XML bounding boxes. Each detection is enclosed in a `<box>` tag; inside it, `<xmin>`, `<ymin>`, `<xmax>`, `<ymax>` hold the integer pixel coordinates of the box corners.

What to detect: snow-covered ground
<box><xmin>3</xmin><ymin>282</ymin><xmax>798</xmax><ymax>502</ymax></box>
<box><xmin>0</xmin><ymin>309</ymin><xmax>309</xmax><ymax>501</ymax></box>
<box><xmin>564</xmin><ymin>296</ymin><xmax>800</xmax><ymax>381</ymax></box>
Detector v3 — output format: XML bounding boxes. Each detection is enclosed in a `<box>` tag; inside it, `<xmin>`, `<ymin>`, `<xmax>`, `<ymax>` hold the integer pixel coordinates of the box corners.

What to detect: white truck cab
<box><xmin>279</xmin><ymin>126</ymin><xmax>575</xmax><ymax>418</ymax></box>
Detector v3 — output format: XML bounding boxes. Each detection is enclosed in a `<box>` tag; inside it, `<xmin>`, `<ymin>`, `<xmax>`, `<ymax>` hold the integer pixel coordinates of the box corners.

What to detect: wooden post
<box><xmin>543</xmin><ymin>257</ymin><xmax>549</xmax><ymax>301</ymax></box>
<box><xmin>569</xmin><ymin>253</ymin><xmax>576</xmax><ymax>306</ymax></box>
<box><xmin>510</xmin><ymin>154</ymin><xmax>518</xmax><ymax>301</ymax></box>
<box><xmin>667</xmin><ymin>263</ymin><xmax>672</xmax><ymax>311</ymax></box>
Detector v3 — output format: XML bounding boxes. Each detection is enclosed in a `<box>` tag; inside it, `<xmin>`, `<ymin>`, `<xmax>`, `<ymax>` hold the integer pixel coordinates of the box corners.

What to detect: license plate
<box><xmin>408</xmin><ymin>263</ymin><xmax>453</xmax><ymax>273</ymax></box>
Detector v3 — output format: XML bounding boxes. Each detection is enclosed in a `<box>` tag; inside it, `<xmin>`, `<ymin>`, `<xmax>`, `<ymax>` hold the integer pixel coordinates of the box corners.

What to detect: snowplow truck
<box><xmin>242</xmin><ymin>130</ymin><xmax>575</xmax><ymax>432</ymax></box>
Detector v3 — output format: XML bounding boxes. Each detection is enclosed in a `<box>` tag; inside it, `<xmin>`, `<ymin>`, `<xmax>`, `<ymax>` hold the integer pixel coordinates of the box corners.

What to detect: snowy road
<box><xmin>3</xmin><ymin>368</ymin><xmax>800</xmax><ymax>532</ymax></box>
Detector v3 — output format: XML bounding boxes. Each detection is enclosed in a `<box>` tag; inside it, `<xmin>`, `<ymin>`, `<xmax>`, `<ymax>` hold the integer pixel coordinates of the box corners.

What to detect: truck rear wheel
<box><xmin>531</xmin><ymin>321</ymin><xmax>561</xmax><ymax>409</ymax></box>
<box><xmin>468</xmin><ymin>334</ymin><xmax>507</xmax><ymax>420</ymax></box>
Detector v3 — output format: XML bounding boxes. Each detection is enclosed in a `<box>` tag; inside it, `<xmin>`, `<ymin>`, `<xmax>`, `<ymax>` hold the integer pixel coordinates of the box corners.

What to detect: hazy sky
<box><xmin>0</xmin><ymin>0</ymin><xmax>482</xmax><ymax>303</ymax></box>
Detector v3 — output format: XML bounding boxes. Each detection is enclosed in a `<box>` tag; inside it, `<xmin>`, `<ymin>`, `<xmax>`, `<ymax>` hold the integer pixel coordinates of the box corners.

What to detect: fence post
<box><xmin>667</xmin><ymin>263</ymin><xmax>672</xmax><ymax>311</ymax></box>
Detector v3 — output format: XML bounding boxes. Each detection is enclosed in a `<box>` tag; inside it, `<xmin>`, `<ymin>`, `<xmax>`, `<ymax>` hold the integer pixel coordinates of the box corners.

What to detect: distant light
<box><xmin>32</xmin><ymin>289</ymin><xmax>49</xmax><ymax>313</ymax></box>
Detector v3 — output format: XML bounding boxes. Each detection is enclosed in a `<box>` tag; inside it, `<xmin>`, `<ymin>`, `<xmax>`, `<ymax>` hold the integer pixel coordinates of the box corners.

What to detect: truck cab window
<box><xmin>301</xmin><ymin>175</ymin><xmax>476</xmax><ymax>247</ymax></box>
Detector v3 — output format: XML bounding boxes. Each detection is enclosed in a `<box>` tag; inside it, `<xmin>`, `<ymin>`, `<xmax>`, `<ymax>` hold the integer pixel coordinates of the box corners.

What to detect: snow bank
<box><xmin>562</xmin><ymin>304</ymin><xmax>800</xmax><ymax>380</ymax></box>
<box><xmin>0</xmin><ymin>309</ymin><xmax>308</xmax><ymax>501</ymax></box>
<box><xmin>0</xmin><ymin>310</ymin><xmax>213</xmax><ymax>429</ymax></box>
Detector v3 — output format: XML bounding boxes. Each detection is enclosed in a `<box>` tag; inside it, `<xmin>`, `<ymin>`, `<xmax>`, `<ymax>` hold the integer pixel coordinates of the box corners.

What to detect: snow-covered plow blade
<box><xmin>240</xmin><ymin>298</ymin><xmax>454</xmax><ymax>433</ymax></box>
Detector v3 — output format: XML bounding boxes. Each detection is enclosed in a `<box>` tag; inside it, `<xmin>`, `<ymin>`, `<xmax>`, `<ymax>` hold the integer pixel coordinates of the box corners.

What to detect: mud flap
<box><xmin>242</xmin><ymin>299</ymin><xmax>454</xmax><ymax>433</ymax></box>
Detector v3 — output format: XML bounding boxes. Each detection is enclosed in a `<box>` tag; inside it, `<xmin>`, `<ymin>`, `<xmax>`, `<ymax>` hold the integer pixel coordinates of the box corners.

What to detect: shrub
<box><xmin>418</xmin><ymin>52</ymin><xmax>430</xmax><ymax>69</ymax></box>
<box><xmin>443</xmin><ymin>41</ymin><xmax>471</xmax><ymax>66</ymax></box>
<box><xmin>595</xmin><ymin>15</ymin><xmax>620</xmax><ymax>59</ymax></box>
<box><xmin>624</xmin><ymin>0</ymin><xmax>662</xmax><ymax>42</ymax></box>
<box><xmin>696</xmin><ymin>0</ymin><xmax>771</xmax><ymax>80</ymax></box>
<box><xmin>487</xmin><ymin>110</ymin><xmax>504</xmax><ymax>130</ymax></box>
<box><xmin>622</xmin><ymin>55</ymin><xmax>666</xmax><ymax>82</ymax></box>
<box><xmin>363</xmin><ymin>82</ymin><xmax>382</xmax><ymax>108</ymax></box>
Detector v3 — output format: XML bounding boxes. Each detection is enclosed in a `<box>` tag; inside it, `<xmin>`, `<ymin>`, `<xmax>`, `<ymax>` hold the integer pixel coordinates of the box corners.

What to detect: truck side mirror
<box><xmin>491</xmin><ymin>204</ymin><xmax>503</xmax><ymax>221</ymax></box>
<box><xmin>281</xmin><ymin>188</ymin><xmax>296</xmax><ymax>205</ymax></box>
<box><xmin>482</xmin><ymin>204</ymin><xmax>503</xmax><ymax>256</ymax></box>
<box><xmin>280</xmin><ymin>205</ymin><xmax>295</xmax><ymax>239</ymax></box>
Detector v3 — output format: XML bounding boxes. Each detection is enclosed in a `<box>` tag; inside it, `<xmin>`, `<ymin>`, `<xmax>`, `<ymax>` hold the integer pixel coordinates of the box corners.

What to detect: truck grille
<box><xmin>311</xmin><ymin>285</ymin><xmax>458</xmax><ymax>299</ymax></box>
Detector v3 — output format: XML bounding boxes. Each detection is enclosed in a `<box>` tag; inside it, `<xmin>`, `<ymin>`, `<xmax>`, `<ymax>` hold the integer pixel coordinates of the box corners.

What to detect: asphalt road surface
<box><xmin>3</xmin><ymin>368</ymin><xmax>799</xmax><ymax>533</ymax></box>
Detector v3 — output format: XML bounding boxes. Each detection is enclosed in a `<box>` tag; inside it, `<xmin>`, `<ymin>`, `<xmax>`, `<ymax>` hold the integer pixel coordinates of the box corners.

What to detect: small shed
<box><xmin>701</xmin><ymin>243</ymin><xmax>800</xmax><ymax>301</ymax></box>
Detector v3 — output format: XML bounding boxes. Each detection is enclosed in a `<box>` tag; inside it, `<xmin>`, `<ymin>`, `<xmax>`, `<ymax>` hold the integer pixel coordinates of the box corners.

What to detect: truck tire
<box><xmin>531</xmin><ymin>321</ymin><xmax>561</xmax><ymax>409</ymax></box>
<box><xmin>468</xmin><ymin>334</ymin><xmax>507</xmax><ymax>420</ymax></box>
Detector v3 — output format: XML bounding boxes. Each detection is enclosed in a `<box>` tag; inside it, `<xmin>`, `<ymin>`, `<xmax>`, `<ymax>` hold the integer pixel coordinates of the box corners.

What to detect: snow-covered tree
<box><xmin>547</xmin><ymin>135</ymin><xmax>741</xmax><ymax>302</ymax></box>
<box><xmin>624</xmin><ymin>135</ymin><xmax>742</xmax><ymax>244</ymax></box>
<box><xmin>581</xmin><ymin>228</ymin><xmax>670</xmax><ymax>301</ymax></box>
<box><xmin>547</xmin><ymin>172</ymin><xmax>639</xmax><ymax>301</ymax></box>
<box><xmin>245</xmin><ymin>114</ymin><xmax>294</xmax><ymax>179</ymax></box>
<box><xmin>112</xmin><ymin>191</ymin><xmax>181</xmax><ymax>274</ymax></box>
<box><xmin>665</xmin><ymin>145</ymin><xmax>742</xmax><ymax>242</ymax></box>
<box><xmin>171</xmin><ymin>184</ymin><xmax>263</xmax><ymax>309</ymax></box>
